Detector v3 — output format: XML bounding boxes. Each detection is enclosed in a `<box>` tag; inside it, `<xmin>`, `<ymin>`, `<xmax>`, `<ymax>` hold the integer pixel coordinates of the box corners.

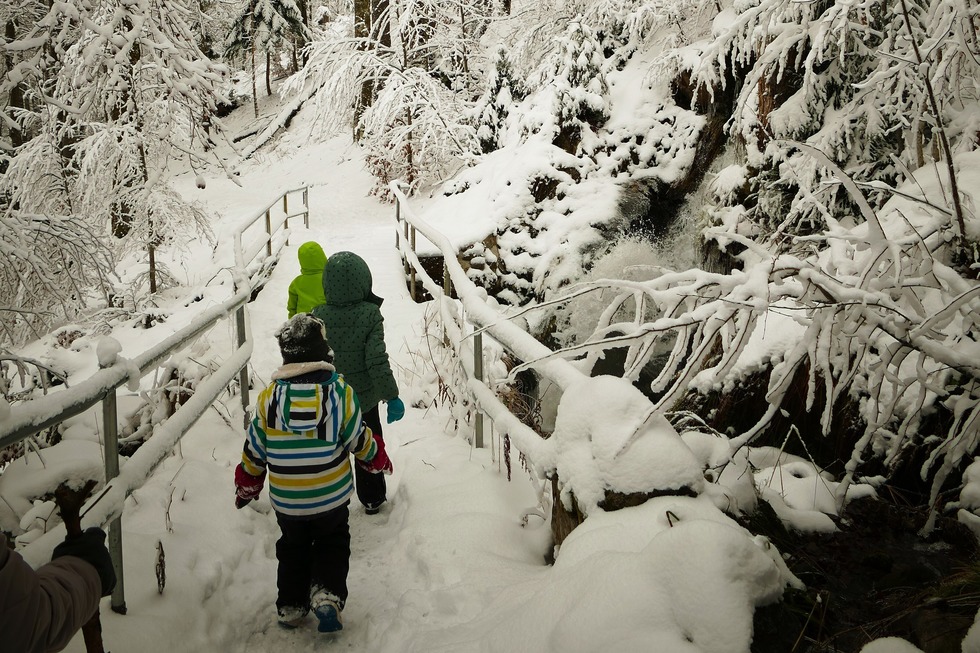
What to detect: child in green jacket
<box><xmin>287</xmin><ymin>242</ymin><xmax>328</xmax><ymax>318</ymax></box>
<box><xmin>311</xmin><ymin>251</ymin><xmax>404</xmax><ymax>515</ymax></box>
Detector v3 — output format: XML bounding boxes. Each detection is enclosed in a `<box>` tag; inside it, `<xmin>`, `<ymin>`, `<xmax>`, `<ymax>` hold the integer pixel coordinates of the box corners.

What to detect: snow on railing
<box><xmin>389</xmin><ymin>182</ymin><xmax>704</xmax><ymax>526</ymax></box>
<box><xmin>391</xmin><ymin>182</ymin><xmax>569</xmax><ymax>468</ymax></box>
<box><xmin>1</xmin><ymin>186</ymin><xmax>310</xmax><ymax>611</ymax></box>
<box><xmin>232</xmin><ymin>186</ymin><xmax>310</xmax><ymax>286</ymax></box>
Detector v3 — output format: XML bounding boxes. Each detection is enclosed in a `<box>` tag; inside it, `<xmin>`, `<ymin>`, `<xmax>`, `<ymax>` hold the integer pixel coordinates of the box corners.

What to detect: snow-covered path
<box><xmin>57</xmin><ymin>136</ymin><xmax>550</xmax><ymax>653</ymax></box>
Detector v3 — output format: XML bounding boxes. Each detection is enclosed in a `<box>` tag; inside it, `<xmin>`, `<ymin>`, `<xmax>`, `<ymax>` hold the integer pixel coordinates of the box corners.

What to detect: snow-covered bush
<box><xmin>693</xmin><ymin>0</ymin><xmax>979</xmax><ymax>261</ymax></box>
<box><xmin>529</xmin><ymin>149</ymin><xmax>980</xmax><ymax>530</ymax></box>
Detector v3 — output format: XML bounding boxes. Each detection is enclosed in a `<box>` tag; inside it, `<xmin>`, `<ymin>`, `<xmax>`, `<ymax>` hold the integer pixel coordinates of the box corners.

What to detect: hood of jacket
<box><xmin>297</xmin><ymin>241</ymin><xmax>328</xmax><ymax>275</ymax></box>
<box><xmin>322</xmin><ymin>250</ymin><xmax>383</xmax><ymax>306</ymax></box>
<box><xmin>269</xmin><ymin>378</ymin><xmax>336</xmax><ymax>434</ymax></box>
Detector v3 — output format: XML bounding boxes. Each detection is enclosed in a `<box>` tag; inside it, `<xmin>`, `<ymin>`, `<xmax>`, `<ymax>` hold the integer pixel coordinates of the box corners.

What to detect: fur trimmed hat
<box><xmin>275</xmin><ymin>314</ymin><xmax>331</xmax><ymax>364</ymax></box>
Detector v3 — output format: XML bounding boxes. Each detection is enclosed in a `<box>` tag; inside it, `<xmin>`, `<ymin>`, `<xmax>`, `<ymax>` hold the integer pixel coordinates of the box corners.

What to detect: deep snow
<box><xmin>1</xmin><ymin>91</ymin><xmax>958</xmax><ymax>653</ymax></box>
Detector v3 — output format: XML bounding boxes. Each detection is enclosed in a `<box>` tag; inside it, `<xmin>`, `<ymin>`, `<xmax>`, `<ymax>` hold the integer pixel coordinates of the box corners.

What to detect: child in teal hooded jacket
<box><xmin>287</xmin><ymin>242</ymin><xmax>328</xmax><ymax>318</ymax></box>
<box><xmin>312</xmin><ymin>251</ymin><xmax>404</xmax><ymax>514</ymax></box>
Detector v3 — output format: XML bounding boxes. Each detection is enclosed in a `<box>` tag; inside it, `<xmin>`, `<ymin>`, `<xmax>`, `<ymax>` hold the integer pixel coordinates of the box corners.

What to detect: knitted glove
<box><xmin>385</xmin><ymin>397</ymin><xmax>405</xmax><ymax>424</ymax></box>
<box><xmin>358</xmin><ymin>435</ymin><xmax>393</xmax><ymax>475</ymax></box>
<box><xmin>234</xmin><ymin>464</ymin><xmax>266</xmax><ymax>509</ymax></box>
<box><xmin>52</xmin><ymin>527</ymin><xmax>116</xmax><ymax>597</ymax></box>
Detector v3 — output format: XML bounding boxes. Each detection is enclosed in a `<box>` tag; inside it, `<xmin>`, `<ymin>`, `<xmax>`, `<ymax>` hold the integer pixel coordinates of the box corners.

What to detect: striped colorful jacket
<box><xmin>240</xmin><ymin>362</ymin><xmax>377</xmax><ymax>518</ymax></box>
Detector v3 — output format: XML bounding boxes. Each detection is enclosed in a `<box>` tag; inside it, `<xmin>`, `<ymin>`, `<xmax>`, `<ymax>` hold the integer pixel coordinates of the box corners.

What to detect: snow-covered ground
<box><xmin>4</xmin><ymin>95</ymin><xmax>963</xmax><ymax>652</ymax></box>
<box><xmin>13</xmin><ymin>127</ymin><xmax>554</xmax><ymax>653</ymax></box>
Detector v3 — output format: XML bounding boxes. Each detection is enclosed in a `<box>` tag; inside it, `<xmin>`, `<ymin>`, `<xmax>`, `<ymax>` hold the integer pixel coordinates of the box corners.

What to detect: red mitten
<box><xmin>234</xmin><ymin>464</ymin><xmax>266</xmax><ymax>508</ymax></box>
<box><xmin>358</xmin><ymin>435</ymin><xmax>393</xmax><ymax>475</ymax></box>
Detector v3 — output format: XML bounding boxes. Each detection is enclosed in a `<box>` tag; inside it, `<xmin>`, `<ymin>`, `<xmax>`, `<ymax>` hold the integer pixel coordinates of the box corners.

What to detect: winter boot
<box><xmin>311</xmin><ymin>591</ymin><xmax>344</xmax><ymax>633</ymax></box>
<box><xmin>364</xmin><ymin>499</ymin><xmax>386</xmax><ymax>515</ymax></box>
<box><xmin>277</xmin><ymin>606</ymin><xmax>308</xmax><ymax>629</ymax></box>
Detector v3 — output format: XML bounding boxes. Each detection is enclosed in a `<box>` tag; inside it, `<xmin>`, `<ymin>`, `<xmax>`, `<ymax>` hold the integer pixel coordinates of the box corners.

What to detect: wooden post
<box><xmin>102</xmin><ymin>391</ymin><xmax>127</xmax><ymax>615</ymax></box>
<box><xmin>474</xmin><ymin>331</ymin><xmax>484</xmax><ymax>448</ymax></box>
<box><xmin>443</xmin><ymin>259</ymin><xmax>451</xmax><ymax>298</ymax></box>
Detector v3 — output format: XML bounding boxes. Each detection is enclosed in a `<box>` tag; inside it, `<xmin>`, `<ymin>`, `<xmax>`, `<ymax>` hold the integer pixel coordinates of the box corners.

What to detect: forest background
<box><xmin>2</xmin><ymin>0</ymin><xmax>980</xmax><ymax>651</ymax></box>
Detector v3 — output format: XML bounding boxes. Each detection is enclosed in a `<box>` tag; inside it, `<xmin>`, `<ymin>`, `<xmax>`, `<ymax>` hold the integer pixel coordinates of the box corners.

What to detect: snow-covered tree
<box><xmin>470</xmin><ymin>48</ymin><xmax>525</xmax><ymax>153</ymax></box>
<box><xmin>547</xmin><ymin>19</ymin><xmax>609</xmax><ymax>154</ymax></box>
<box><xmin>225</xmin><ymin>0</ymin><xmax>310</xmax><ymax>113</ymax></box>
<box><xmin>282</xmin><ymin>0</ymin><xmax>495</xmax><ymax>195</ymax></box>
<box><xmin>0</xmin><ymin>0</ymin><xmax>234</xmax><ymax>344</ymax></box>
<box><xmin>691</xmin><ymin>0</ymin><xmax>978</xmax><ymax>266</ymax></box>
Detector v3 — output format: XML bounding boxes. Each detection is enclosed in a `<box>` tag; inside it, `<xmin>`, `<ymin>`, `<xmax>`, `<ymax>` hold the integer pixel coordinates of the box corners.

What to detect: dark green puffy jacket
<box><xmin>287</xmin><ymin>242</ymin><xmax>327</xmax><ymax>318</ymax></box>
<box><xmin>311</xmin><ymin>251</ymin><xmax>399</xmax><ymax>411</ymax></box>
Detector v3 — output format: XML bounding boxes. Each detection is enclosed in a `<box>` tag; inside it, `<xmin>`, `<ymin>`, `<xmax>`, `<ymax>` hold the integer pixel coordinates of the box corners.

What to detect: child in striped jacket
<box><xmin>233</xmin><ymin>313</ymin><xmax>392</xmax><ymax>633</ymax></box>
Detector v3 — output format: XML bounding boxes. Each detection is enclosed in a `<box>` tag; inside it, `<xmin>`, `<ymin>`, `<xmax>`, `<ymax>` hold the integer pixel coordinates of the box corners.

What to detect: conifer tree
<box><xmin>471</xmin><ymin>48</ymin><xmax>525</xmax><ymax>153</ymax></box>
<box><xmin>548</xmin><ymin>19</ymin><xmax>609</xmax><ymax>154</ymax></box>
<box><xmin>693</xmin><ymin>0</ymin><xmax>977</xmax><ymax>253</ymax></box>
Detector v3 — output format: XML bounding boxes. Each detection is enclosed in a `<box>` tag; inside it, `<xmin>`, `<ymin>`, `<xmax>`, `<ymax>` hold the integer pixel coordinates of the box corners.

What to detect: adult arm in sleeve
<box><xmin>0</xmin><ymin>534</ymin><xmax>102</xmax><ymax>653</ymax></box>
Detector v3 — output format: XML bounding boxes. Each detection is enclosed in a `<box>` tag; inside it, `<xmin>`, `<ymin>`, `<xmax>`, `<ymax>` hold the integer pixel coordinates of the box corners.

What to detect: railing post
<box><xmin>283</xmin><ymin>195</ymin><xmax>289</xmax><ymax>245</ymax></box>
<box><xmin>395</xmin><ymin>198</ymin><xmax>401</xmax><ymax>250</ymax></box>
<box><xmin>303</xmin><ymin>188</ymin><xmax>309</xmax><ymax>229</ymax></box>
<box><xmin>410</xmin><ymin>226</ymin><xmax>417</xmax><ymax>301</ymax></box>
<box><xmin>102</xmin><ymin>391</ymin><xmax>127</xmax><ymax>614</ymax></box>
<box><xmin>473</xmin><ymin>331</ymin><xmax>484</xmax><ymax>449</ymax></box>
<box><xmin>236</xmin><ymin>306</ymin><xmax>250</xmax><ymax>427</ymax></box>
<box><xmin>403</xmin><ymin>218</ymin><xmax>410</xmax><ymax>279</ymax></box>
<box><xmin>264</xmin><ymin>209</ymin><xmax>273</xmax><ymax>257</ymax></box>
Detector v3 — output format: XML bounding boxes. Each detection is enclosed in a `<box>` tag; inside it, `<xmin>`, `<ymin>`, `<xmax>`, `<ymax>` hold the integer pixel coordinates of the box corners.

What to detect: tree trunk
<box><xmin>405</xmin><ymin>107</ymin><xmax>415</xmax><ymax>187</ymax></box>
<box><xmin>375</xmin><ymin>0</ymin><xmax>391</xmax><ymax>47</ymax></box>
<box><xmin>353</xmin><ymin>0</ymin><xmax>390</xmax><ymax>140</ymax></box>
<box><xmin>297</xmin><ymin>0</ymin><xmax>310</xmax><ymax>65</ymax></box>
<box><xmin>353</xmin><ymin>0</ymin><xmax>372</xmax><ymax>139</ymax></box>
<box><xmin>5</xmin><ymin>20</ymin><xmax>26</xmax><ymax>149</ymax></box>
<box><xmin>251</xmin><ymin>41</ymin><xmax>259</xmax><ymax>118</ymax></box>
<box><xmin>405</xmin><ymin>3</ymin><xmax>436</xmax><ymax>70</ymax></box>
<box><xmin>148</xmin><ymin>242</ymin><xmax>157</xmax><ymax>294</ymax></box>
<box><xmin>266</xmin><ymin>50</ymin><xmax>272</xmax><ymax>96</ymax></box>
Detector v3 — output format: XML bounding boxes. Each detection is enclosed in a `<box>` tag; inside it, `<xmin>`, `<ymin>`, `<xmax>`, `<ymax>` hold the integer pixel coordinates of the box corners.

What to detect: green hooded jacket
<box><xmin>311</xmin><ymin>251</ymin><xmax>399</xmax><ymax>411</ymax></box>
<box><xmin>287</xmin><ymin>242</ymin><xmax>328</xmax><ymax>318</ymax></box>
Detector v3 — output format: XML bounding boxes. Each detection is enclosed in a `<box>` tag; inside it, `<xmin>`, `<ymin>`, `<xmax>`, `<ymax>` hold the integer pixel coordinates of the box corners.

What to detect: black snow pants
<box><xmin>275</xmin><ymin>504</ymin><xmax>350</xmax><ymax>613</ymax></box>
<box><xmin>354</xmin><ymin>405</ymin><xmax>387</xmax><ymax>510</ymax></box>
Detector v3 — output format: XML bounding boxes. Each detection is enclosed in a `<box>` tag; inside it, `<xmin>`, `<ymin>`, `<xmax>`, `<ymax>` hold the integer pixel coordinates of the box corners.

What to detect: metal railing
<box><xmin>390</xmin><ymin>181</ymin><xmax>585</xmax><ymax>472</ymax></box>
<box><xmin>0</xmin><ymin>186</ymin><xmax>309</xmax><ymax>612</ymax></box>
<box><xmin>233</xmin><ymin>185</ymin><xmax>311</xmax><ymax>286</ymax></box>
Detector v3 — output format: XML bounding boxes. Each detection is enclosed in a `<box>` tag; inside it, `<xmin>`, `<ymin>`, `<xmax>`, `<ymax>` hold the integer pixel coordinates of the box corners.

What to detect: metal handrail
<box><xmin>2</xmin><ymin>186</ymin><xmax>310</xmax><ymax>612</ymax></box>
<box><xmin>390</xmin><ymin>181</ymin><xmax>583</xmax><ymax>472</ymax></box>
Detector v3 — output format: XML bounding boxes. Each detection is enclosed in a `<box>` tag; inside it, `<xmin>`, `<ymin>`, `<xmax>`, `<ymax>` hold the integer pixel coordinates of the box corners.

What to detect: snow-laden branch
<box><xmin>392</xmin><ymin>181</ymin><xmax>704</xmax><ymax>516</ymax></box>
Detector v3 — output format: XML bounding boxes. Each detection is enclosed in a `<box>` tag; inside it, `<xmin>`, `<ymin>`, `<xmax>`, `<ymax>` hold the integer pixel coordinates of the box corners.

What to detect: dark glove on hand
<box><xmin>52</xmin><ymin>527</ymin><xmax>116</xmax><ymax>597</ymax></box>
<box><xmin>386</xmin><ymin>397</ymin><xmax>405</xmax><ymax>424</ymax></box>
<box><xmin>234</xmin><ymin>464</ymin><xmax>265</xmax><ymax>509</ymax></box>
<box><xmin>357</xmin><ymin>434</ymin><xmax>393</xmax><ymax>475</ymax></box>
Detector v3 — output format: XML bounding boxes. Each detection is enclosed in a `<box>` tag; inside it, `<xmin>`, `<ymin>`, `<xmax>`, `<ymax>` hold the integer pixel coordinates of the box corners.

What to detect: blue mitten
<box><xmin>386</xmin><ymin>398</ymin><xmax>405</xmax><ymax>423</ymax></box>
